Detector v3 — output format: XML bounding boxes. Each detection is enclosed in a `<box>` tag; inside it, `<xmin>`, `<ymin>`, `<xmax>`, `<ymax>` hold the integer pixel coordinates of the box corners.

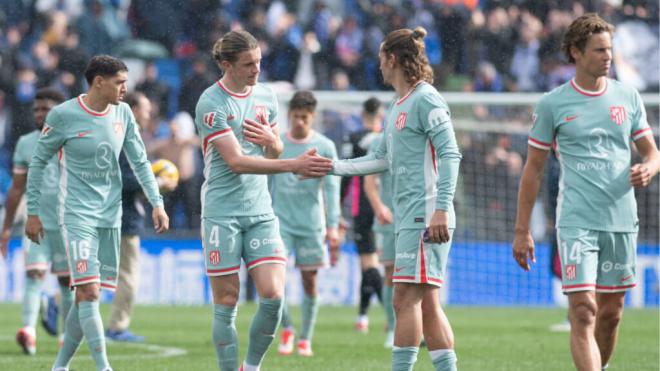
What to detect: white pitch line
<box><xmin>110</xmin><ymin>342</ymin><xmax>188</xmax><ymax>359</ymax></box>
<box><xmin>0</xmin><ymin>337</ymin><xmax>187</xmax><ymax>363</ymax></box>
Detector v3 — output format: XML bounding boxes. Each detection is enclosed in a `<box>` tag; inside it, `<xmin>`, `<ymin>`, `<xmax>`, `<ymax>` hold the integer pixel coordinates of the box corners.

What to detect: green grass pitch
<box><xmin>0</xmin><ymin>304</ymin><xmax>657</xmax><ymax>370</ymax></box>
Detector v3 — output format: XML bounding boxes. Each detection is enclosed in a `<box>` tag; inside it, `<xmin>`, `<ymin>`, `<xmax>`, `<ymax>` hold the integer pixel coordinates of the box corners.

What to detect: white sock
<box><xmin>429</xmin><ymin>348</ymin><xmax>453</xmax><ymax>361</ymax></box>
<box><xmin>243</xmin><ymin>362</ymin><xmax>260</xmax><ymax>371</ymax></box>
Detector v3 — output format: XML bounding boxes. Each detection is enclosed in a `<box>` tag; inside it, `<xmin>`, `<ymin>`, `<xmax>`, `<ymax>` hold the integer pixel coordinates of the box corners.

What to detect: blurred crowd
<box><xmin>0</xmin><ymin>0</ymin><xmax>658</xmax><ymax>235</ymax></box>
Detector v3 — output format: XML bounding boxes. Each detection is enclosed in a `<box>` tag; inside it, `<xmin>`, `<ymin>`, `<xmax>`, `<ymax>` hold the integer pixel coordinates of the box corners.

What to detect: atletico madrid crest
<box><xmin>209</xmin><ymin>250</ymin><xmax>220</xmax><ymax>265</ymax></box>
<box><xmin>254</xmin><ymin>105</ymin><xmax>266</xmax><ymax>122</ymax></box>
<box><xmin>609</xmin><ymin>106</ymin><xmax>626</xmax><ymax>125</ymax></box>
<box><xmin>76</xmin><ymin>260</ymin><xmax>88</xmax><ymax>274</ymax></box>
<box><xmin>565</xmin><ymin>264</ymin><xmax>576</xmax><ymax>280</ymax></box>
<box><xmin>395</xmin><ymin>112</ymin><xmax>407</xmax><ymax>130</ymax></box>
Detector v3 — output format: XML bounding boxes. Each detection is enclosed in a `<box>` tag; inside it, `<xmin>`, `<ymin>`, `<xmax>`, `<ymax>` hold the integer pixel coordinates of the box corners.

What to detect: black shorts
<box><xmin>354</xmin><ymin>225</ymin><xmax>376</xmax><ymax>255</ymax></box>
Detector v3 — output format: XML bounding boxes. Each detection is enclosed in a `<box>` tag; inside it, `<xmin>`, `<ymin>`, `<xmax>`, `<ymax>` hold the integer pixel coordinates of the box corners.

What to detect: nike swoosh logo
<box><xmin>394</xmin><ymin>267</ymin><xmax>405</xmax><ymax>273</ymax></box>
<box><xmin>227</xmin><ymin>114</ymin><xmax>235</xmax><ymax>121</ymax></box>
<box><xmin>620</xmin><ymin>274</ymin><xmax>633</xmax><ymax>283</ymax></box>
<box><xmin>565</xmin><ymin>115</ymin><xmax>578</xmax><ymax>122</ymax></box>
<box><xmin>78</xmin><ymin>131</ymin><xmax>92</xmax><ymax>137</ymax></box>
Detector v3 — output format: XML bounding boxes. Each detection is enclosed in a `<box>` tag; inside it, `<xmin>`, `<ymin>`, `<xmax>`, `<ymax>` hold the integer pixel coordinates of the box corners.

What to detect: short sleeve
<box><xmin>12</xmin><ymin>137</ymin><xmax>29</xmax><ymax>174</ymax></box>
<box><xmin>528</xmin><ymin>95</ymin><xmax>555</xmax><ymax>151</ymax></box>
<box><xmin>630</xmin><ymin>90</ymin><xmax>652</xmax><ymax>141</ymax></box>
<box><xmin>196</xmin><ymin>105</ymin><xmax>233</xmax><ymax>152</ymax></box>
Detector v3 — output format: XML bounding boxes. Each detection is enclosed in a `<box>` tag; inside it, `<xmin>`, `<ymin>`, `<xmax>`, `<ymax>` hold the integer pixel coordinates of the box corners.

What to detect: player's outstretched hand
<box><xmin>25</xmin><ymin>215</ymin><xmax>44</xmax><ymax>244</ymax></box>
<box><xmin>0</xmin><ymin>228</ymin><xmax>10</xmax><ymax>259</ymax></box>
<box><xmin>427</xmin><ymin>210</ymin><xmax>450</xmax><ymax>244</ymax></box>
<box><xmin>630</xmin><ymin>163</ymin><xmax>652</xmax><ymax>188</ymax></box>
<box><xmin>294</xmin><ymin>148</ymin><xmax>333</xmax><ymax>178</ymax></box>
<box><xmin>152</xmin><ymin>207</ymin><xmax>170</xmax><ymax>234</ymax></box>
<box><xmin>512</xmin><ymin>230</ymin><xmax>536</xmax><ymax>271</ymax></box>
<box><xmin>243</xmin><ymin>116</ymin><xmax>277</xmax><ymax>147</ymax></box>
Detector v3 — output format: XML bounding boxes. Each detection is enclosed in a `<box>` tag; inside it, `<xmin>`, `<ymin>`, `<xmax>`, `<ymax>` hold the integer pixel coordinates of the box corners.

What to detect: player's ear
<box><xmin>569</xmin><ymin>45</ymin><xmax>581</xmax><ymax>62</ymax></box>
<box><xmin>388</xmin><ymin>53</ymin><xmax>397</xmax><ymax>68</ymax></box>
<box><xmin>92</xmin><ymin>75</ymin><xmax>105</xmax><ymax>88</ymax></box>
<box><xmin>221</xmin><ymin>60</ymin><xmax>232</xmax><ymax>72</ymax></box>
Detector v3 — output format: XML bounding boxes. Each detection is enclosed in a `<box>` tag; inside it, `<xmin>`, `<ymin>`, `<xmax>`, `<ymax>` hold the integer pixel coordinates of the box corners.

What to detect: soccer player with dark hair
<box><xmin>196</xmin><ymin>30</ymin><xmax>332</xmax><ymax>370</ymax></box>
<box><xmin>272</xmin><ymin>91</ymin><xmax>340</xmax><ymax>357</ymax></box>
<box><xmin>513</xmin><ymin>14</ymin><xmax>659</xmax><ymax>371</ymax></box>
<box><xmin>340</xmin><ymin>96</ymin><xmax>386</xmax><ymax>333</ymax></box>
<box><xmin>331</xmin><ymin>26</ymin><xmax>462</xmax><ymax>371</ymax></box>
<box><xmin>1</xmin><ymin>88</ymin><xmax>68</xmax><ymax>355</ymax></box>
<box><xmin>25</xmin><ymin>55</ymin><xmax>169</xmax><ymax>371</ymax></box>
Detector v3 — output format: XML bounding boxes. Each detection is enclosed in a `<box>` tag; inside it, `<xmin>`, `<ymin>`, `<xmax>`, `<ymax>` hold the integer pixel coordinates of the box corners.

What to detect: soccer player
<box><xmin>106</xmin><ymin>92</ymin><xmax>175</xmax><ymax>342</ymax></box>
<box><xmin>331</xmin><ymin>27</ymin><xmax>462</xmax><ymax>371</ymax></box>
<box><xmin>194</xmin><ymin>30</ymin><xmax>332</xmax><ymax>371</ymax></box>
<box><xmin>513</xmin><ymin>14</ymin><xmax>659</xmax><ymax>371</ymax></box>
<box><xmin>340</xmin><ymin>97</ymin><xmax>385</xmax><ymax>333</ymax></box>
<box><xmin>0</xmin><ymin>88</ymin><xmax>69</xmax><ymax>355</ymax></box>
<box><xmin>363</xmin><ymin>132</ymin><xmax>396</xmax><ymax>348</ymax></box>
<box><xmin>271</xmin><ymin>91</ymin><xmax>340</xmax><ymax>357</ymax></box>
<box><xmin>25</xmin><ymin>55</ymin><xmax>169</xmax><ymax>371</ymax></box>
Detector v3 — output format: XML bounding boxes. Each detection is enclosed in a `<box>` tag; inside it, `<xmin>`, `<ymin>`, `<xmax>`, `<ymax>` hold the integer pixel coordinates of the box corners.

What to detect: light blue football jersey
<box><xmin>13</xmin><ymin>131</ymin><xmax>59</xmax><ymax>229</ymax></box>
<box><xmin>27</xmin><ymin>95</ymin><xmax>163</xmax><ymax>227</ymax></box>
<box><xmin>332</xmin><ymin>82</ymin><xmax>462</xmax><ymax>232</ymax></box>
<box><xmin>195</xmin><ymin>80</ymin><xmax>279</xmax><ymax>218</ymax></box>
<box><xmin>529</xmin><ymin>78</ymin><xmax>651</xmax><ymax>232</ymax></box>
<box><xmin>269</xmin><ymin>131</ymin><xmax>340</xmax><ymax>236</ymax></box>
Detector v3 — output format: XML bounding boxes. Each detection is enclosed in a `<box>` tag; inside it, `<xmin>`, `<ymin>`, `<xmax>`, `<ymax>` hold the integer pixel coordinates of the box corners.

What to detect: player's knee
<box><xmin>301</xmin><ymin>272</ymin><xmax>317</xmax><ymax>296</ymax></box>
<box><xmin>216</xmin><ymin>291</ymin><xmax>239</xmax><ymax>307</ymax></box>
<box><xmin>75</xmin><ymin>283</ymin><xmax>100</xmax><ymax>302</ymax></box>
<box><xmin>420</xmin><ymin>297</ymin><xmax>440</xmax><ymax>316</ymax></box>
<box><xmin>570</xmin><ymin>301</ymin><xmax>597</xmax><ymax>328</ymax></box>
<box><xmin>393</xmin><ymin>289</ymin><xmax>418</xmax><ymax>315</ymax></box>
<box><xmin>26</xmin><ymin>270</ymin><xmax>45</xmax><ymax>280</ymax></box>
<box><xmin>258</xmin><ymin>290</ymin><xmax>282</xmax><ymax>301</ymax></box>
<box><xmin>57</xmin><ymin>275</ymin><xmax>71</xmax><ymax>288</ymax></box>
<box><xmin>597</xmin><ymin>304</ymin><xmax>624</xmax><ymax>330</ymax></box>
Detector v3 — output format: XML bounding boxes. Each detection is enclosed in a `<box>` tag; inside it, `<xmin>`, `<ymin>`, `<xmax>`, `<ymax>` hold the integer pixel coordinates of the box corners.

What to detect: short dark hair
<box><xmin>289</xmin><ymin>91</ymin><xmax>317</xmax><ymax>112</ymax></box>
<box><xmin>35</xmin><ymin>88</ymin><xmax>65</xmax><ymax>104</ymax></box>
<box><xmin>363</xmin><ymin>97</ymin><xmax>382</xmax><ymax>116</ymax></box>
<box><xmin>124</xmin><ymin>91</ymin><xmax>147</xmax><ymax>108</ymax></box>
<box><xmin>84</xmin><ymin>55</ymin><xmax>128</xmax><ymax>85</ymax></box>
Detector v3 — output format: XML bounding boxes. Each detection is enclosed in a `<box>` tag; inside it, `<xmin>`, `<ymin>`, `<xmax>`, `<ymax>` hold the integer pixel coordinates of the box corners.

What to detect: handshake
<box><xmin>292</xmin><ymin>148</ymin><xmax>333</xmax><ymax>178</ymax></box>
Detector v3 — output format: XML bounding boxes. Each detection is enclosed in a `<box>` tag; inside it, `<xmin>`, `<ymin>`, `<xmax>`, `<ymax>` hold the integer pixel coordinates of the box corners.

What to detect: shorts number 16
<box><xmin>70</xmin><ymin>240</ymin><xmax>91</xmax><ymax>260</ymax></box>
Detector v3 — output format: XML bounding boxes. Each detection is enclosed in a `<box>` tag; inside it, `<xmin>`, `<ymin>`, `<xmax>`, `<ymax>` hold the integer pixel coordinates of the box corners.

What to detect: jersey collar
<box><xmin>396</xmin><ymin>81</ymin><xmax>424</xmax><ymax>105</ymax></box>
<box><xmin>570</xmin><ymin>78</ymin><xmax>608</xmax><ymax>97</ymax></box>
<box><xmin>217</xmin><ymin>80</ymin><xmax>253</xmax><ymax>98</ymax></box>
<box><xmin>77</xmin><ymin>95</ymin><xmax>112</xmax><ymax>116</ymax></box>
